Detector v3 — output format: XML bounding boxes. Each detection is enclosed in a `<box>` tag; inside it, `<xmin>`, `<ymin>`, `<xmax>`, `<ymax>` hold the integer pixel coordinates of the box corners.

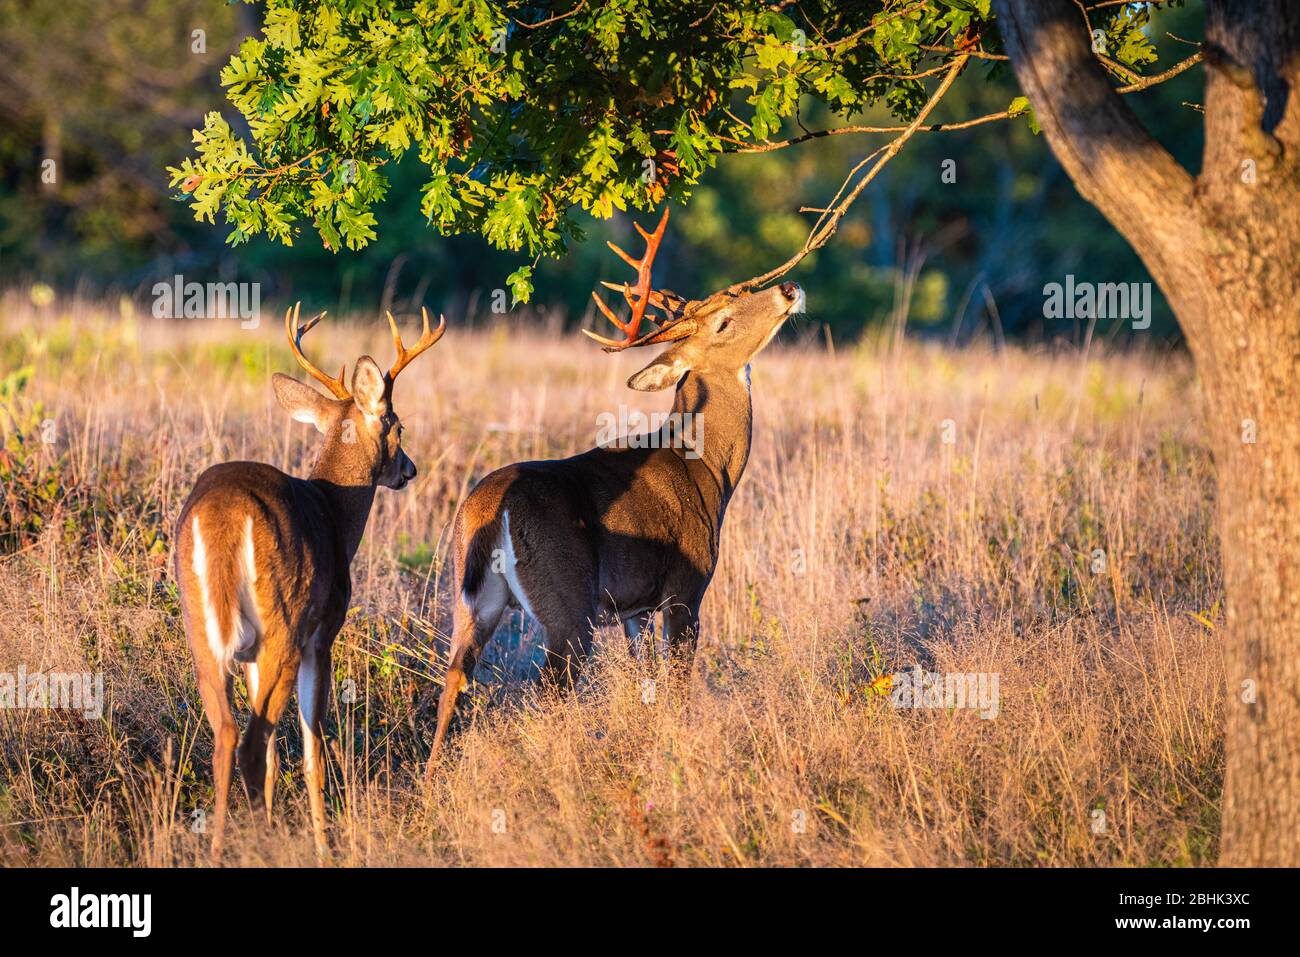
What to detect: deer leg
<box><xmin>622</xmin><ymin>613</ymin><xmax>648</xmax><ymax>659</ymax></box>
<box><xmin>245</xmin><ymin>663</ymin><xmax>280</xmax><ymax>825</ymax></box>
<box><xmin>263</xmin><ymin>735</ymin><xmax>280</xmax><ymax>825</ymax></box>
<box><xmin>511</xmin><ymin>534</ymin><xmax>596</xmax><ymax>691</ymax></box>
<box><xmin>541</xmin><ymin>612</ymin><xmax>597</xmax><ymax>691</ymax></box>
<box><xmin>428</xmin><ymin>581</ymin><xmax>505</xmax><ymax>774</ymax></box>
<box><xmin>664</xmin><ymin>604</ymin><xmax>701</xmax><ymax>688</ymax></box>
<box><xmin>237</xmin><ymin>643</ymin><xmax>297</xmax><ymax>825</ymax></box>
<box><xmin>195</xmin><ymin>661</ymin><xmax>236</xmax><ymax>863</ymax></box>
<box><xmin>297</xmin><ymin>634</ymin><xmax>333</xmax><ymax>859</ymax></box>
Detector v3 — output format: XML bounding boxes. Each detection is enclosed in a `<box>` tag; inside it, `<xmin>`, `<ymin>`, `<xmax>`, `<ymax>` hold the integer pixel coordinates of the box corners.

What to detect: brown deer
<box><xmin>174</xmin><ymin>303</ymin><xmax>443</xmax><ymax>859</ymax></box>
<box><xmin>427</xmin><ymin>209</ymin><xmax>802</xmax><ymax>769</ymax></box>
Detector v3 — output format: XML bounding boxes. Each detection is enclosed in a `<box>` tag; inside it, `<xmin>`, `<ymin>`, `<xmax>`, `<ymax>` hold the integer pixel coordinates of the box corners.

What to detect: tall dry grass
<box><xmin>0</xmin><ymin>293</ymin><xmax>1222</xmax><ymax>866</ymax></box>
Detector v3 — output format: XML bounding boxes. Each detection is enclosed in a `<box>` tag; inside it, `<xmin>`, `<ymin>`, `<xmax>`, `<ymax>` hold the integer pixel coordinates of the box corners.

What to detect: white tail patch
<box><xmin>232</xmin><ymin>516</ymin><xmax>262</xmax><ymax>664</ymax></box>
<box><xmin>191</xmin><ymin>516</ymin><xmax>224</xmax><ymax>668</ymax></box>
<box><xmin>498</xmin><ymin>509</ymin><xmax>538</xmax><ymax>620</ymax></box>
<box><xmin>189</xmin><ymin>514</ymin><xmax>262</xmax><ymax>676</ymax></box>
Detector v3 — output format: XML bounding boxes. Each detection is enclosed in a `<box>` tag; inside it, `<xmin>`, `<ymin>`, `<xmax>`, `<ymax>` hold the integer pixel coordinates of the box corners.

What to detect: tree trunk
<box><xmin>993</xmin><ymin>0</ymin><xmax>1300</xmax><ymax>865</ymax></box>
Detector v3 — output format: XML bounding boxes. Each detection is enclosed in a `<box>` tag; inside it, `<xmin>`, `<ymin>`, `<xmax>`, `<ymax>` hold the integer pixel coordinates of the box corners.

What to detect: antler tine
<box><xmin>581</xmin><ymin>315</ymin><xmax>699</xmax><ymax>353</ymax></box>
<box><xmin>386</xmin><ymin>306</ymin><xmax>446</xmax><ymax>383</ymax></box>
<box><xmin>285</xmin><ymin>301</ymin><xmax>351</xmax><ymax>400</ymax></box>
<box><xmin>599</xmin><ymin>281</ymin><xmax>686</xmax><ymax>318</ymax></box>
<box><xmin>589</xmin><ymin>207</ymin><xmax>675</xmax><ymax>350</ymax></box>
<box><xmin>604</xmin><ymin>242</ymin><xmax>641</xmax><ymax>270</ymax></box>
<box><xmin>589</xmin><ymin>291</ymin><xmax>632</xmax><ymax>334</ymax></box>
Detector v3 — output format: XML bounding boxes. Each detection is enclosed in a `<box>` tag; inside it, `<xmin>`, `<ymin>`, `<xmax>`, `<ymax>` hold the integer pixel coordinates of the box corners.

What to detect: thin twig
<box><xmin>1114</xmin><ymin>50</ymin><xmax>1202</xmax><ymax>93</ymax></box>
<box><xmin>722</xmin><ymin>49</ymin><xmax>1202</xmax><ymax>155</ymax></box>
<box><xmin>513</xmin><ymin>1</ymin><xmax>586</xmax><ymax>29</ymax></box>
<box><xmin>726</xmin><ymin>54</ymin><xmax>971</xmax><ymax>294</ymax></box>
<box><xmin>800</xmin><ymin>0</ymin><xmax>931</xmax><ymax>54</ymax></box>
<box><xmin>721</xmin><ymin>109</ymin><xmax>1009</xmax><ymax>154</ymax></box>
<box><xmin>920</xmin><ymin>44</ymin><xmax>1008</xmax><ymax>60</ymax></box>
<box><xmin>231</xmin><ymin>148</ymin><xmax>326</xmax><ymax>179</ymax></box>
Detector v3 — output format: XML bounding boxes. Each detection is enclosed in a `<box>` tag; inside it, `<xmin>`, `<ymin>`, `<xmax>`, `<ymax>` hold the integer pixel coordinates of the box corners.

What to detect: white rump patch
<box><xmin>499</xmin><ymin>510</ymin><xmax>537</xmax><ymax>620</ymax></box>
<box><xmin>232</xmin><ymin>516</ymin><xmax>261</xmax><ymax>662</ymax></box>
<box><xmin>191</xmin><ymin>516</ymin><xmax>226</xmax><ymax>669</ymax></box>
<box><xmin>190</xmin><ymin>513</ymin><xmax>261</xmax><ymax>675</ymax></box>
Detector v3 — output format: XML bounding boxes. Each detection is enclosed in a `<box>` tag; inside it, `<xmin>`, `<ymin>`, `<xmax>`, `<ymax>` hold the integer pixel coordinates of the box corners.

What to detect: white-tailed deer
<box><xmin>428</xmin><ymin>209</ymin><xmax>802</xmax><ymax>768</ymax></box>
<box><xmin>174</xmin><ymin>304</ymin><xmax>443</xmax><ymax>859</ymax></box>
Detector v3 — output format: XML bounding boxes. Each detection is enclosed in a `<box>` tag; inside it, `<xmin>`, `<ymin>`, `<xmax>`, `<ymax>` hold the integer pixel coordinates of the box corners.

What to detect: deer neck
<box><xmin>672</xmin><ymin>365</ymin><xmax>754</xmax><ymax>511</ymax></box>
<box><xmin>307</xmin><ymin>436</ymin><xmax>379</xmax><ymax>563</ymax></box>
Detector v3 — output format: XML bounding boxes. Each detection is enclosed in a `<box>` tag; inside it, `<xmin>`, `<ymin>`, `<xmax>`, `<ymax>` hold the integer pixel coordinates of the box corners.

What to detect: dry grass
<box><xmin>0</xmin><ymin>293</ymin><xmax>1223</xmax><ymax>866</ymax></box>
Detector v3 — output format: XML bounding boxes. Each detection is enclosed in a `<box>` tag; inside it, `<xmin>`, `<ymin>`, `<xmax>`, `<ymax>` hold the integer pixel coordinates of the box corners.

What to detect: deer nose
<box><xmin>780</xmin><ymin>282</ymin><xmax>805</xmax><ymax>314</ymax></box>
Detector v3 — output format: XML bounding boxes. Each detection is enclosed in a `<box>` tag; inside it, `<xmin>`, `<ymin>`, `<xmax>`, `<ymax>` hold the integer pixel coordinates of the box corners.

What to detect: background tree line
<box><xmin>0</xmin><ymin>0</ymin><xmax>1202</xmax><ymax>341</ymax></box>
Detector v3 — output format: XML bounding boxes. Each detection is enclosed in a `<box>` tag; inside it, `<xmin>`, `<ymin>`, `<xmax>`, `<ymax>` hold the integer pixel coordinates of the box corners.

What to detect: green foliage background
<box><xmin>0</xmin><ymin>0</ymin><xmax>1203</xmax><ymax>340</ymax></box>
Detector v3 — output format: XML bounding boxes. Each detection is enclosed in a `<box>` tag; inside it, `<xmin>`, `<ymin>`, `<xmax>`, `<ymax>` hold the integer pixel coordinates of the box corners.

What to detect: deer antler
<box><xmin>285</xmin><ymin>302</ymin><xmax>351</xmax><ymax>400</ymax></box>
<box><xmin>598</xmin><ymin>281</ymin><xmax>688</xmax><ymax>321</ymax></box>
<box><xmin>584</xmin><ymin>208</ymin><xmax>698</xmax><ymax>351</ymax></box>
<box><xmin>385</xmin><ymin>306</ymin><xmax>446</xmax><ymax>384</ymax></box>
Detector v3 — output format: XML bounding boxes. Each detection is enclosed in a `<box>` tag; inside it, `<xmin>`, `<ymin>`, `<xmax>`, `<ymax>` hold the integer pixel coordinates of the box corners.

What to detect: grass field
<box><xmin>0</xmin><ymin>293</ymin><xmax>1224</xmax><ymax>866</ymax></box>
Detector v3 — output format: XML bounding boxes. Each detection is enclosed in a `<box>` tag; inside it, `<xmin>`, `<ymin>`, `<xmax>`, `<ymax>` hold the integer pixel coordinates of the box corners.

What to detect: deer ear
<box><xmin>351</xmin><ymin>356</ymin><xmax>387</xmax><ymax>417</ymax></box>
<box><xmin>627</xmin><ymin>346</ymin><xmax>691</xmax><ymax>392</ymax></box>
<box><xmin>272</xmin><ymin>373</ymin><xmax>335</xmax><ymax>432</ymax></box>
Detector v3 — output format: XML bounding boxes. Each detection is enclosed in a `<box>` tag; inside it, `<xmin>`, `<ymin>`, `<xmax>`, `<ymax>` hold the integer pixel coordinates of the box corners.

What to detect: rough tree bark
<box><xmin>992</xmin><ymin>0</ymin><xmax>1300</xmax><ymax>866</ymax></box>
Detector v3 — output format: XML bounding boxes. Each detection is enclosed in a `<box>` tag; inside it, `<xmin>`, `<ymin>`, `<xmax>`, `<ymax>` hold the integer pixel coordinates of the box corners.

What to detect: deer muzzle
<box><xmin>780</xmin><ymin>281</ymin><xmax>806</xmax><ymax>315</ymax></box>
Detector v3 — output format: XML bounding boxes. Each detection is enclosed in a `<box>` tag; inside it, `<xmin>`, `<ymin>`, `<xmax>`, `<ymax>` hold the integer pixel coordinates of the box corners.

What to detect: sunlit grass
<box><xmin>0</xmin><ymin>293</ymin><xmax>1221</xmax><ymax>866</ymax></box>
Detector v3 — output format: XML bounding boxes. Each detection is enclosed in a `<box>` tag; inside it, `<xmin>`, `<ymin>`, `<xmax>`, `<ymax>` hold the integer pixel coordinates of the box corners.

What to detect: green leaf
<box><xmin>1007</xmin><ymin>95</ymin><xmax>1041</xmax><ymax>135</ymax></box>
<box><xmin>507</xmin><ymin>265</ymin><xmax>534</xmax><ymax>306</ymax></box>
<box><xmin>169</xmin><ymin>0</ymin><xmax>1010</xmax><ymax>264</ymax></box>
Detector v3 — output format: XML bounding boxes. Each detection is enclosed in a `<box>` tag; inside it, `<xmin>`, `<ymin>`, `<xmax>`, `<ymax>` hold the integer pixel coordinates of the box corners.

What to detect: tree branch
<box><xmin>990</xmin><ymin>0</ymin><xmax>1197</xmax><ymax>283</ymax></box>
<box><xmin>721</xmin><ymin>50</ymin><xmax>1203</xmax><ymax>155</ymax></box>
<box><xmin>720</xmin><ymin>109</ymin><xmax>1009</xmax><ymax>154</ymax></box>
<box><xmin>1199</xmin><ymin>0</ymin><xmax>1300</xmax><ymax>196</ymax></box>
<box><xmin>1203</xmin><ymin>41</ymin><xmax>1284</xmax><ymax>169</ymax></box>
<box><xmin>725</xmin><ymin>54</ymin><xmax>971</xmax><ymax>293</ymax></box>
<box><xmin>513</xmin><ymin>1</ymin><xmax>586</xmax><ymax>30</ymax></box>
<box><xmin>1115</xmin><ymin>49</ymin><xmax>1203</xmax><ymax>92</ymax></box>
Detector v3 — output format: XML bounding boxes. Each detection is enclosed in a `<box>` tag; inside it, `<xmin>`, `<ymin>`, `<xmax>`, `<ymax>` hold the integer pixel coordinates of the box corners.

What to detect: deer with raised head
<box><xmin>174</xmin><ymin>304</ymin><xmax>443</xmax><ymax>859</ymax></box>
<box><xmin>427</xmin><ymin>208</ymin><xmax>802</xmax><ymax>768</ymax></box>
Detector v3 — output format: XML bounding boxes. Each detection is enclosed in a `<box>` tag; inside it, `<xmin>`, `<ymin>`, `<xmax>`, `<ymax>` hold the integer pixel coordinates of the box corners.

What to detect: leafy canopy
<box><xmin>168</xmin><ymin>0</ymin><xmax>1170</xmax><ymax>302</ymax></box>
